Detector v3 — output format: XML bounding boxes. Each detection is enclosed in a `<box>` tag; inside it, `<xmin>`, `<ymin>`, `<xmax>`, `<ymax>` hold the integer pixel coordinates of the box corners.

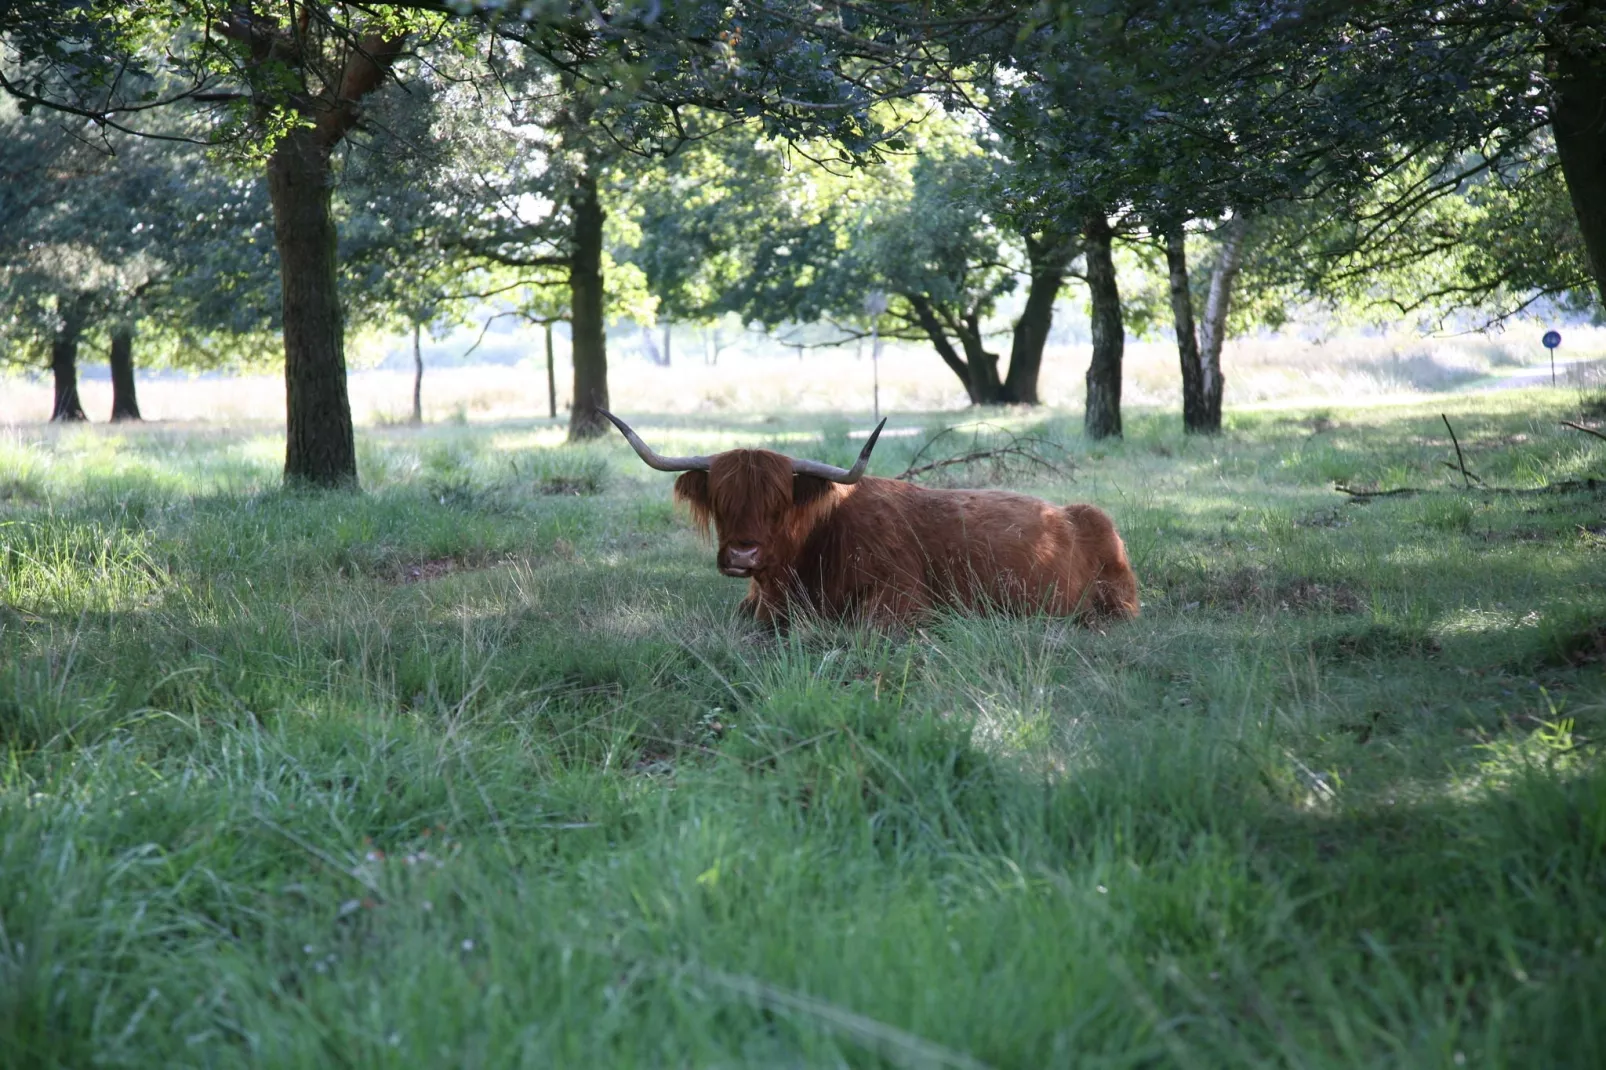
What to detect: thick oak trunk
<box><xmin>1082</xmin><ymin>216</ymin><xmax>1124</xmax><ymax>440</ymax></box>
<box><xmin>1002</xmin><ymin>246</ymin><xmax>1066</xmax><ymax>405</ymax></box>
<box><xmin>1552</xmin><ymin>16</ymin><xmax>1606</xmax><ymax>307</ymax></box>
<box><xmin>50</xmin><ymin>295</ymin><xmax>88</xmax><ymax>422</ymax></box>
<box><xmin>411</xmin><ymin>321</ymin><xmax>424</xmax><ymax>425</ymax></box>
<box><xmin>109</xmin><ymin>325</ymin><xmax>142</xmax><ymax>422</ymax></box>
<box><xmin>268</xmin><ymin>128</ymin><xmax>357</xmax><ymax>488</ymax></box>
<box><xmin>567</xmin><ymin>172</ymin><xmax>609</xmax><ymax>442</ymax></box>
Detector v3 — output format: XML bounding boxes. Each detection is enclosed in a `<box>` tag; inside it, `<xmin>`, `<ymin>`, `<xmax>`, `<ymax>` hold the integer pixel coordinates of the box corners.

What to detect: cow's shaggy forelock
<box><xmin>675</xmin><ymin>450</ymin><xmax>843</xmax><ymax>553</ymax></box>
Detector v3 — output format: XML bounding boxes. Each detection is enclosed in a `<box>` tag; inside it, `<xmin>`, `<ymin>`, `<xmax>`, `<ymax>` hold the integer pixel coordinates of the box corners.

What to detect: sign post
<box><xmin>1543</xmin><ymin>330</ymin><xmax>1562</xmax><ymax>387</ymax></box>
<box><xmin>864</xmin><ymin>291</ymin><xmax>888</xmax><ymax>424</ymax></box>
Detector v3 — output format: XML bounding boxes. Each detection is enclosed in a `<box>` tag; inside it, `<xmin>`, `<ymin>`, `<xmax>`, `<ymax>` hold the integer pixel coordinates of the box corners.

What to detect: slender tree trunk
<box><xmin>410</xmin><ymin>321</ymin><xmax>424</xmax><ymax>426</ymax></box>
<box><xmin>1197</xmin><ymin>216</ymin><xmax>1248</xmax><ymax>433</ymax></box>
<box><xmin>1165</xmin><ymin>227</ymin><xmax>1207</xmax><ymax>433</ymax></box>
<box><xmin>957</xmin><ymin>312</ymin><xmax>1003</xmax><ymax>403</ymax></box>
<box><xmin>567</xmin><ymin>172</ymin><xmax>609</xmax><ymax>441</ymax></box>
<box><xmin>545</xmin><ymin>320</ymin><xmax>558</xmax><ymax>419</ymax></box>
<box><xmin>1082</xmin><ymin>215</ymin><xmax>1124</xmax><ymax>440</ymax></box>
<box><xmin>267</xmin><ymin>127</ymin><xmax>357</xmax><ymax>488</ymax></box>
<box><xmin>661</xmin><ymin>323</ymin><xmax>671</xmax><ymax>367</ymax></box>
<box><xmin>1551</xmin><ymin>13</ymin><xmax>1606</xmax><ymax>307</ymax></box>
<box><xmin>50</xmin><ymin>294</ymin><xmax>88</xmax><ymax>423</ymax></box>
<box><xmin>109</xmin><ymin>324</ymin><xmax>142</xmax><ymax>422</ymax></box>
<box><xmin>908</xmin><ymin>294</ymin><xmax>981</xmax><ymax>403</ymax></box>
<box><xmin>1002</xmin><ymin>242</ymin><xmax>1067</xmax><ymax>405</ymax></box>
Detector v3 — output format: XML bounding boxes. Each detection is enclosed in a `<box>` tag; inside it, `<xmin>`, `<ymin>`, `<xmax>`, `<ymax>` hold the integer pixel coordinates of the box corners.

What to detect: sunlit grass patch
<box><xmin>0</xmin><ymin>517</ymin><xmax>169</xmax><ymax>615</ymax></box>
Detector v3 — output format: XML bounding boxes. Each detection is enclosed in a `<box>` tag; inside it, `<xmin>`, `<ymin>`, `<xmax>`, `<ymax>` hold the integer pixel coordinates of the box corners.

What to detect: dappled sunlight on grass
<box><xmin>0</xmin><ymin>518</ymin><xmax>172</xmax><ymax>615</ymax></box>
<box><xmin>3</xmin><ymin>391</ymin><xmax>1605</xmax><ymax>1065</ymax></box>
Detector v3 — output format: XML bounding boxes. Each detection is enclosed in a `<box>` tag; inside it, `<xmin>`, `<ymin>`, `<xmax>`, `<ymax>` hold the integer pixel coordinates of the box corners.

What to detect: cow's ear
<box><xmin>792</xmin><ymin>474</ymin><xmax>835</xmax><ymax>511</ymax></box>
<box><xmin>673</xmin><ymin>471</ymin><xmax>713</xmax><ymax>537</ymax></box>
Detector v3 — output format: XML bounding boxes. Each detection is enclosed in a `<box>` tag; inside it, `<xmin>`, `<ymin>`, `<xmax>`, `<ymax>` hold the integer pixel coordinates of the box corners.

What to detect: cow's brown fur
<box><xmin>672</xmin><ymin>449</ymin><xmax>1140</xmax><ymax>627</ymax></box>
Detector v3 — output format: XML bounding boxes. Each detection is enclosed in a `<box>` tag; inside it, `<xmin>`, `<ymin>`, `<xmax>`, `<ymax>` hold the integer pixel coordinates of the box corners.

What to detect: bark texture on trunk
<box><xmin>109</xmin><ymin>324</ymin><xmax>142</xmax><ymax>421</ymax></box>
<box><xmin>222</xmin><ymin>21</ymin><xmax>405</xmax><ymax>489</ymax></box>
<box><xmin>1165</xmin><ymin>227</ymin><xmax>1207</xmax><ymax>432</ymax></box>
<box><xmin>545</xmin><ymin>320</ymin><xmax>558</xmax><ymax>419</ymax></box>
<box><xmin>1196</xmin><ymin>216</ymin><xmax>1248</xmax><ymax>433</ymax></box>
<box><xmin>50</xmin><ymin>294</ymin><xmax>88</xmax><ymax>422</ymax></box>
<box><xmin>958</xmin><ymin>312</ymin><xmax>1002</xmax><ymax>403</ymax></box>
<box><xmin>411</xmin><ymin>321</ymin><xmax>423</xmax><ymax>425</ymax></box>
<box><xmin>567</xmin><ymin>172</ymin><xmax>609</xmax><ymax>442</ymax></box>
<box><xmin>909</xmin><ymin>295</ymin><xmax>1041</xmax><ymax>406</ymax></box>
<box><xmin>1552</xmin><ymin>13</ymin><xmax>1606</xmax><ymax>307</ymax></box>
<box><xmin>1082</xmin><ymin>216</ymin><xmax>1124</xmax><ymax>440</ymax></box>
<box><xmin>1003</xmin><ymin>238</ymin><xmax>1068</xmax><ymax>405</ymax></box>
<box><xmin>908</xmin><ymin>294</ymin><xmax>981</xmax><ymax>403</ymax></box>
<box><xmin>269</xmin><ymin>127</ymin><xmax>357</xmax><ymax>488</ymax></box>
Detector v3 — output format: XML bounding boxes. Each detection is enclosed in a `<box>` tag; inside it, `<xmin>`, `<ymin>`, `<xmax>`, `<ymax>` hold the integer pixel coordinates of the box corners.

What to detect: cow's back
<box><xmin>793</xmin><ymin>479</ymin><xmax>1138</xmax><ymax>622</ymax></box>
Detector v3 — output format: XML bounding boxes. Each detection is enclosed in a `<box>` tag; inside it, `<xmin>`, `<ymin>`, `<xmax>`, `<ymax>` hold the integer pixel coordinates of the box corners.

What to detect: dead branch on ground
<box><xmin>895</xmin><ymin>423</ymin><xmax>1074</xmax><ymax>484</ymax></box>
<box><xmin>1562</xmin><ymin>420</ymin><xmax>1606</xmax><ymax>443</ymax></box>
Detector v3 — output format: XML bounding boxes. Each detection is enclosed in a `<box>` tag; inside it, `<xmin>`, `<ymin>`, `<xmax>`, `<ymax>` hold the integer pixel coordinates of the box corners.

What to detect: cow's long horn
<box><xmin>791</xmin><ymin>418</ymin><xmax>887</xmax><ymax>484</ymax></box>
<box><xmin>599</xmin><ymin>410</ymin><xmax>712</xmax><ymax>472</ymax></box>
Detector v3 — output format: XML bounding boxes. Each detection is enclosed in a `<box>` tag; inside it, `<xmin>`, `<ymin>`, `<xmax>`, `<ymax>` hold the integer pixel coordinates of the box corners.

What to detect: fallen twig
<box><xmin>895</xmin><ymin>422</ymin><xmax>1073</xmax><ymax>483</ymax></box>
<box><xmin>1334</xmin><ymin>484</ymin><xmax>1419</xmax><ymax>499</ymax></box>
<box><xmin>1562</xmin><ymin>420</ymin><xmax>1606</xmax><ymax>443</ymax></box>
<box><xmin>1442</xmin><ymin>413</ymin><xmax>1476</xmax><ymax>488</ymax></box>
<box><xmin>1439</xmin><ymin>461</ymin><xmax>1486</xmax><ymax>485</ymax></box>
<box><xmin>1336</xmin><ymin>478</ymin><xmax>1602</xmax><ymax>500</ymax></box>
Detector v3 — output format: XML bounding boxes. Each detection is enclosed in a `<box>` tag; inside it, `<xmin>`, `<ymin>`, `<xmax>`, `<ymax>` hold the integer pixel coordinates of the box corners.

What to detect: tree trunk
<box><xmin>1002</xmin><ymin>241</ymin><xmax>1067</xmax><ymax>405</ymax></box>
<box><xmin>267</xmin><ymin>127</ymin><xmax>357</xmax><ymax>488</ymax></box>
<box><xmin>661</xmin><ymin>323</ymin><xmax>671</xmax><ymax>367</ymax></box>
<box><xmin>1551</xmin><ymin>13</ymin><xmax>1606</xmax><ymax>307</ymax></box>
<box><xmin>1165</xmin><ymin>227</ymin><xmax>1207</xmax><ymax>433</ymax></box>
<box><xmin>567</xmin><ymin>172</ymin><xmax>609</xmax><ymax>441</ymax></box>
<box><xmin>1197</xmin><ymin>216</ymin><xmax>1248</xmax><ymax>433</ymax></box>
<box><xmin>545</xmin><ymin>320</ymin><xmax>558</xmax><ymax>419</ymax></box>
<box><xmin>50</xmin><ymin>294</ymin><xmax>88</xmax><ymax>423</ymax></box>
<box><xmin>109</xmin><ymin>324</ymin><xmax>142</xmax><ymax>422</ymax></box>
<box><xmin>957</xmin><ymin>311</ymin><xmax>1003</xmax><ymax>403</ymax></box>
<box><xmin>411</xmin><ymin>321</ymin><xmax>424</xmax><ymax>426</ymax></box>
<box><xmin>908</xmin><ymin>294</ymin><xmax>982</xmax><ymax>404</ymax></box>
<box><xmin>1082</xmin><ymin>215</ymin><xmax>1124</xmax><ymax>440</ymax></box>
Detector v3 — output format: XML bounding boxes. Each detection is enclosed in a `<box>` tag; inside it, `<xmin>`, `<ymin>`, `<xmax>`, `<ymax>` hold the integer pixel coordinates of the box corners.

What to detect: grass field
<box><xmin>2</xmin><ymin>388</ymin><xmax>1605</xmax><ymax>1067</ymax></box>
<box><xmin>5</xmin><ymin>320</ymin><xmax>1605</xmax><ymax>427</ymax></box>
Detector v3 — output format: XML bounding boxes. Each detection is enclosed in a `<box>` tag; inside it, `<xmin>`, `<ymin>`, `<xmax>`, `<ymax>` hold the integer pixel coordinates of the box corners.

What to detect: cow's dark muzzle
<box><xmin>719</xmin><ymin>543</ymin><xmax>761</xmax><ymax>577</ymax></box>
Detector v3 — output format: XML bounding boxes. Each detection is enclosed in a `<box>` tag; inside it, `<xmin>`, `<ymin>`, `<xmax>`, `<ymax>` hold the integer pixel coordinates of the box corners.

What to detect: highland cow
<box><xmin>603</xmin><ymin>411</ymin><xmax>1140</xmax><ymax>627</ymax></box>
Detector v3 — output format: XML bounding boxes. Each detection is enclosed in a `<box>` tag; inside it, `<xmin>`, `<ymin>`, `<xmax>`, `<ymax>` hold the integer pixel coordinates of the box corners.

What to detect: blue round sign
<box><xmin>1543</xmin><ymin>330</ymin><xmax>1562</xmax><ymax>350</ymax></box>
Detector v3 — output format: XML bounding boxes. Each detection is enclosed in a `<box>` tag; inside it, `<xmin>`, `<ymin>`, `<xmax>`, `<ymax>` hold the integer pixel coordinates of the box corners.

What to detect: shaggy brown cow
<box><xmin>602</xmin><ymin>411</ymin><xmax>1140</xmax><ymax>627</ymax></box>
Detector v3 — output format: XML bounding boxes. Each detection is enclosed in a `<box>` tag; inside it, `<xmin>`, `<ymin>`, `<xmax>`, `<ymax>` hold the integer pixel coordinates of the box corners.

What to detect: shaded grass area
<box><xmin>2</xmin><ymin>392</ymin><xmax>1605</xmax><ymax>1067</ymax></box>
